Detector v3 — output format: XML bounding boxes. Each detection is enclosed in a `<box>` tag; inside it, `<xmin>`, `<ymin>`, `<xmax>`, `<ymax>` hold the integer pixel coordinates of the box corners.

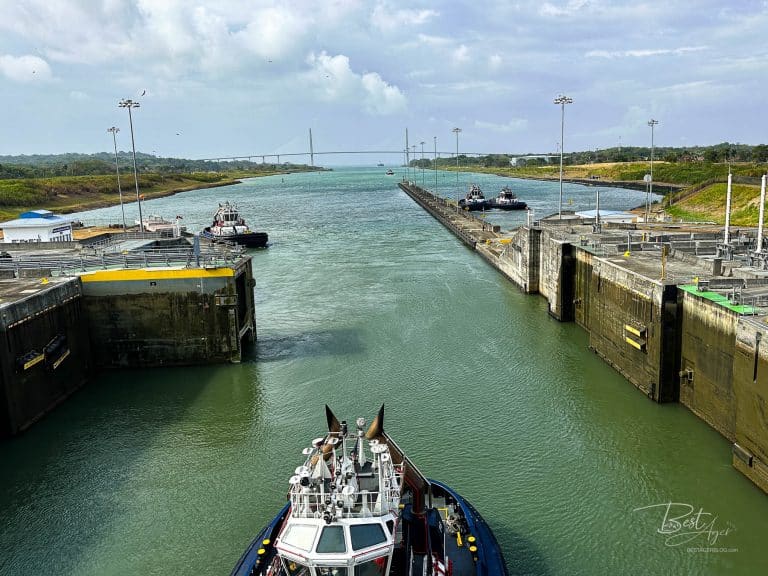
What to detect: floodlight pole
<box><xmin>107</xmin><ymin>127</ymin><xmax>127</xmax><ymax>232</ymax></box>
<box><xmin>118</xmin><ymin>98</ymin><xmax>143</xmax><ymax>236</ymax></box>
<box><xmin>434</xmin><ymin>136</ymin><xmax>438</xmax><ymax>193</ymax></box>
<box><xmin>453</xmin><ymin>127</ymin><xmax>462</xmax><ymax>213</ymax></box>
<box><xmin>554</xmin><ymin>95</ymin><xmax>573</xmax><ymax>219</ymax></box>
<box><xmin>648</xmin><ymin>119</ymin><xmax>659</xmax><ymax>221</ymax></box>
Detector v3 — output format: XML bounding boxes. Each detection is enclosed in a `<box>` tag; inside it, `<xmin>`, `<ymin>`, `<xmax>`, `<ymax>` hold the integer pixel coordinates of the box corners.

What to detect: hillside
<box><xmin>666</xmin><ymin>181</ymin><xmax>766</xmax><ymax>226</ymax></box>
<box><xmin>0</xmin><ymin>171</ymin><xmax>277</xmax><ymax>220</ymax></box>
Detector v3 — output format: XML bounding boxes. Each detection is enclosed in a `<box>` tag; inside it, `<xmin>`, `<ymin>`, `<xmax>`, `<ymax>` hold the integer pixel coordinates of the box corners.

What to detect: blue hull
<box><xmin>231</xmin><ymin>482</ymin><xmax>507</xmax><ymax>576</ymax></box>
<box><xmin>230</xmin><ymin>503</ymin><xmax>290</xmax><ymax>576</ymax></box>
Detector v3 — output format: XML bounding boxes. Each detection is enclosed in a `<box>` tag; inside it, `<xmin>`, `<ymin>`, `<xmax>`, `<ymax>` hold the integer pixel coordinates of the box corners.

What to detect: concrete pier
<box><xmin>399</xmin><ymin>180</ymin><xmax>768</xmax><ymax>494</ymax></box>
<box><xmin>80</xmin><ymin>261</ymin><xmax>256</xmax><ymax>367</ymax></box>
<box><xmin>0</xmin><ymin>236</ymin><xmax>258</xmax><ymax>437</ymax></box>
<box><xmin>0</xmin><ymin>277</ymin><xmax>91</xmax><ymax>439</ymax></box>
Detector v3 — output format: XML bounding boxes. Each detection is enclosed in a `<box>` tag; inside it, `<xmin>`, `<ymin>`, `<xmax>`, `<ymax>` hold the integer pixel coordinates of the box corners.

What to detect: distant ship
<box><xmin>377</xmin><ymin>162</ymin><xmax>385</xmax><ymax>167</ymax></box>
<box><xmin>230</xmin><ymin>405</ymin><xmax>508</xmax><ymax>576</ymax></box>
<box><xmin>201</xmin><ymin>202</ymin><xmax>268</xmax><ymax>248</ymax></box>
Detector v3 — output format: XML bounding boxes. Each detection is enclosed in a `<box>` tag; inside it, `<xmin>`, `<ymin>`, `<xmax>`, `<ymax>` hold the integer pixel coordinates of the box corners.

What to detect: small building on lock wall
<box><xmin>0</xmin><ymin>210</ymin><xmax>74</xmax><ymax>243</ymax></box>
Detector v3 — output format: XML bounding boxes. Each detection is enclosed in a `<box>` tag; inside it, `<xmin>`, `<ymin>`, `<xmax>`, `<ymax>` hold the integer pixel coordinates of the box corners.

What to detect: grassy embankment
<box><xmin>455</xmin><ymin>161</ymin><xmax>763</xmax><ymax>186</ymax></box>
<box><xmin>452</xmin><ymin>161</ymin><xmax>768</xmax><ymax>226</ymax></box>
<box><xmin>0</xmin><ymin>169</ymin><xmax>287</xmax><ymax>221</ymax></box>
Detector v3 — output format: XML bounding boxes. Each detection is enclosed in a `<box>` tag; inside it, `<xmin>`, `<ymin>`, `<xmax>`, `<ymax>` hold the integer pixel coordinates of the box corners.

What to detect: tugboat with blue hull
<box><xmin>231</xmin><ymin>405</ymin><xmax>507</xmax><ymax>576</ymax></box>
<box><xmin>201</xmin><ymin>201</ymin><xmax>268</xmax><ymax>248</ymax></box>
<box><xmin>458</xmin><ymin>185</ymin><xmax>490</xmax><ymax>211</ymax></box>
<box><xmin>488</xmin><ymin>186</ymin><xmax>527</xmax><ymax>210</ymax></box>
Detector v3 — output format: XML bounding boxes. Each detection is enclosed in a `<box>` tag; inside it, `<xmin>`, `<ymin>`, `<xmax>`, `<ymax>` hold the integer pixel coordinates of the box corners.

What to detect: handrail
<box><xmin>0</xmin><ymin>244</ymin><xmax>246</xmax><ymax>276</ymax></box>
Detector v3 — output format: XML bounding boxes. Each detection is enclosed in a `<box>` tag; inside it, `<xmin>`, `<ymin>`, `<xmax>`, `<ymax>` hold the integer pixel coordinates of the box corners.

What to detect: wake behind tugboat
<box><xmin>230</xmin><ymin>405</ymin><xmax>507</xmax><ymax>576</ymax></box>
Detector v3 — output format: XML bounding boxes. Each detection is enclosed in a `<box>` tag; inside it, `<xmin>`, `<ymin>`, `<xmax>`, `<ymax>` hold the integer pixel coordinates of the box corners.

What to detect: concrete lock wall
<box><xmin>538</xmin><ymin>231</ymin><xmax>574</xmax><ymax>320</ymax></box>
<box><xmin>80</xmin><ymin>260</ymin><xmax>255</xmax><ymax>368</ymax></box>
<box><xmin>732</xmin><ymin>320</ymin><xmax>768</xmax><ymax>493</ymax></box>
<box><xmin>0</xmin><ymin>279</ymin><xmax>92</xmax><ymax>439</ymax></box>
<box><xmin>573</xmin><ymin>250</ymin><xmax>680</xmax><ymax>402</ymax></box>
<box><xmin>489</xmin><ymin>226</ymin><xmax>541</xmax><ymax>294</ymax></box>
<box><xmin>679</xmin><ymin>291</ymin><xmax>739</xmax><ymax>440</ymax></box>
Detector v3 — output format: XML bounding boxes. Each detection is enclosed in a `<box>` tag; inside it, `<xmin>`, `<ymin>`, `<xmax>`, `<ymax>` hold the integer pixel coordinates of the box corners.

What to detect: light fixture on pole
<box><xmin>647</xmin><ymin>119</ymin><xmax>659</xmax><ymax>222</ymax></box>
<box><xmin>553</xmin><ymin>94</ymin><xmax>573</xmax><ymax>219</ymax></box>
<box><xmin>420</xmin><ymin>141</ymin><xmax>425</xmax><ymax>188</ymax></box>
<box><xmin>452</xmin><ymin>127</ymin><xmax>462</xmax><ymax>213</ymax></box>
<box><xmin>118</xmin><ymin>98</ymin><xmax>143</xmax><ymax>235</ymax></box>
<box><xmin>433</xmin><ymin>136</ymin><xmax>438</xmax><ymax>193</ymax></box>
<box><xmin>107</xmin><ymin>127</ymin><xmax>127</xmax><ymax>232</ymax></box>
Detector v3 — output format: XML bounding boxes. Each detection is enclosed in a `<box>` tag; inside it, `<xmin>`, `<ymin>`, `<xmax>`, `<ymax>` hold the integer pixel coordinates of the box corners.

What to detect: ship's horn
<box><xmin>325</xmin><ymin>405</ymin><xmax>341</xmax><ymax>433</ymax></box>
<box><xmin>365</xmin><ymin>404</ymin><xmax>385</xmax><ymax>439</ymax></box>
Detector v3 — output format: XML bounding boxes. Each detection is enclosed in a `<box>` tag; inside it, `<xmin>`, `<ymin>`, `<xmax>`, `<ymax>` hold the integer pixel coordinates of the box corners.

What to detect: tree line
<box><xmin>410</xmin><ymin>142</ymin><xmax>768</xmax><ymax>169</ymax></box>
<box><xmin>0</xmin><ymin>152</ymin><xmax>314</xmax><ymax>179</ymax></box>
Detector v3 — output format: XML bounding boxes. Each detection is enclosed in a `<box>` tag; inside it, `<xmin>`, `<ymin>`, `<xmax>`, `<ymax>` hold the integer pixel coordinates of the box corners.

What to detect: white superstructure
<box><xmin>273</xmin><ymin>413</ymin><xmax>404</xmax><ymax>575</ymax></box>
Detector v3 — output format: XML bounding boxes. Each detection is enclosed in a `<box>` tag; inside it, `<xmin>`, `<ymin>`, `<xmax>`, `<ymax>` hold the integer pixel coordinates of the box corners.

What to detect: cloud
<box><xmin>452</xmin><ymin>44</ymin><xmax>470</xmax><ymax>65</ymax></box>
<box><xmin>371</xmin><ymin>2</ymin><xmax>438</xmax><ymax>31</ymax></box>
<box><xmin>540</xmin><ymin>0</ymin><xmax>593</xmax><ymax>17</ymax></box>
<box><xmin>488</xmin><ymin>53</ymin><xmax>502</xmax><ymax>70</ymax></box>
<box><xmin>416</xmin><ymin>33</ymin><xmax>451</xmax><ymax>47</ymax></box>
<box><xmin>474</xmin><ymin>119</ymin><xmax>528</xmax><ymax>133</ymax></box>
<box><xmin>0</xmin><ymin>1</ymin><xmax>136</xmax><ymax>65</ymax></box>
<box><xmin>586</xmin><ymin>46</ymin><xmax>708</xmax><ymax>59</ymax></box>
<box><xmin>0</xmin><ymin>54</ymin><xmax>52</xmax><ymax>82</ymax></box>
<box><xmin>306</xmin><ymin>51</ymin><xmax>406</xmax><ymax>115</ymax></box>
<box><xmin>361</xmin><ymin>72</ymin><xmax>407</xmax><ymax>114</ymax></box>
<box><xmin>234</xmin><ymin>6</ymin><xmax>309</xmax><ymax>59</ymax></box>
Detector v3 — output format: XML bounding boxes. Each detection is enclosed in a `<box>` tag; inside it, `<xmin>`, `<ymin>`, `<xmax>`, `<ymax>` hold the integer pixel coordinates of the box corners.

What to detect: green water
<box><xmin>1</xmin><ymin>168</ymin><xmax>767</xmax><ymax>575</ymax></box>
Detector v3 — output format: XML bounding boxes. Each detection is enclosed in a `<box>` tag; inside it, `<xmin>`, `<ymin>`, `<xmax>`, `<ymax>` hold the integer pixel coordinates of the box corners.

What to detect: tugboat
<box><xmin>488</xmin><ymin>186</ymin><xmax>527</xmax><ymax>210</ymax></box>
<box><xmin>201</xmin><ymin>202</ymin><xmax>268</xmax><ymax>248</ymax></box>
<box><xmin>458</xmin><ymin>184</ymin><xmax>489</xmax><ymax>211</ymax></box>
<box><xmin>230</xmin><ymin>405</ymin><xmax>507</xmax><ymax>576</ymax></box>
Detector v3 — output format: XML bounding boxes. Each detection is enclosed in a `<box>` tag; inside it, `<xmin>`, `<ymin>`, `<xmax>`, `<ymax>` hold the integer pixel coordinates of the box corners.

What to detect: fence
<box><xmin>0</xmin><ymin>243</ymin><xmax>245</xmax><ymax>277</ymax></box>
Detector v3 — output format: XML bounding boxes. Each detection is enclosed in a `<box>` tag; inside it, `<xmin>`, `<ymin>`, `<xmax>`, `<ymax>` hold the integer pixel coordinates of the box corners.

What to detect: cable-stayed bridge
<box><xmin>196</xmin><ymin>129</ymin><xmax>556</xmax><ymax>165</ymax></box>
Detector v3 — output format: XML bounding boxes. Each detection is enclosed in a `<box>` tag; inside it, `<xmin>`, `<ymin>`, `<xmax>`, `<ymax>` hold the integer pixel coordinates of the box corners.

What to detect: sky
<box><xmin>1</xmin><ymin>0</ymin><xmax>767</xmax><ymax>164</ymax></box>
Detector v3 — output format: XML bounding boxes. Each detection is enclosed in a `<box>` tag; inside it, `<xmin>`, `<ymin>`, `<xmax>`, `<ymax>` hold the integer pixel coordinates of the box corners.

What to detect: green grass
<box><xmin>667</xmin><ymin>183</ymin><xmax>764</xmax><ymax>225</ymax></box>
<box><xmin>457</xmin><ymin>161</ymin><xmax>767</xmax><ymax>186</ymax></box>
<box><xmin>0</xmin><ymin>172</ymin><xmax>252</xmax><ymax>220</ymax></box>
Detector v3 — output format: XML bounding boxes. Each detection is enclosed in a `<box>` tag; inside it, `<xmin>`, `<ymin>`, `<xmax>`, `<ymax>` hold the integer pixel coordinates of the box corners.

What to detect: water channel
<box><xmin>1</xmin><ymin>167</ymin><xmax>767</xmax><ymax>575</ymax></box>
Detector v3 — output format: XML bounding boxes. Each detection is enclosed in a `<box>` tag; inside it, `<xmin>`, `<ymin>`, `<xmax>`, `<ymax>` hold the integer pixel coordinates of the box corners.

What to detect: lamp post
<box><xmin>554</xmin><ymin>94</ymin><xmax>573</xmax><ymax>219</ymax></box>
<box><xmin>433</xmin><ymin>136</ymin><xmax>438</xmax><ymax>194</ymax></box>
<box><xmin>107</xmin><ymin>127</ymin><xmax>127</xmax><ymax>232</ymax></box>
<box><xmin>118</xmin><ymin>98</ymin><xmax>143</xmax><ymax>235</ymax></box>
<box><xmin>420</xmin><ymin>141</ymin><xmax>425</xmax><ymax>188</ymax></box>
<box><xmin>648</xmin><ymin>119</ymin><xmax>659</xmax><ymax>221</ymax></box>
<box><xmin>453</xmin><ymin>127</ymin><xmax>462</xmax><ymax>213</ymax></box>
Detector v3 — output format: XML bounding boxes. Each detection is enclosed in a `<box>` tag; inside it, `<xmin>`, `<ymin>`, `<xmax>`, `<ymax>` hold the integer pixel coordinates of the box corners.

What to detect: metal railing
<box><xmin>0</xmin><ymin>244</ymin><xmax>245</xmax><ymax>276</ymax></box>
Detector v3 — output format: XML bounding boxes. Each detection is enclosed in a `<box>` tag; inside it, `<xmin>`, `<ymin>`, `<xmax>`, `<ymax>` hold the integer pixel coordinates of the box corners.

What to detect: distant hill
<box><xmin>0</xmin><ymin>152</ymin><xmax>314</xmax><ymax>179</ymax></box>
